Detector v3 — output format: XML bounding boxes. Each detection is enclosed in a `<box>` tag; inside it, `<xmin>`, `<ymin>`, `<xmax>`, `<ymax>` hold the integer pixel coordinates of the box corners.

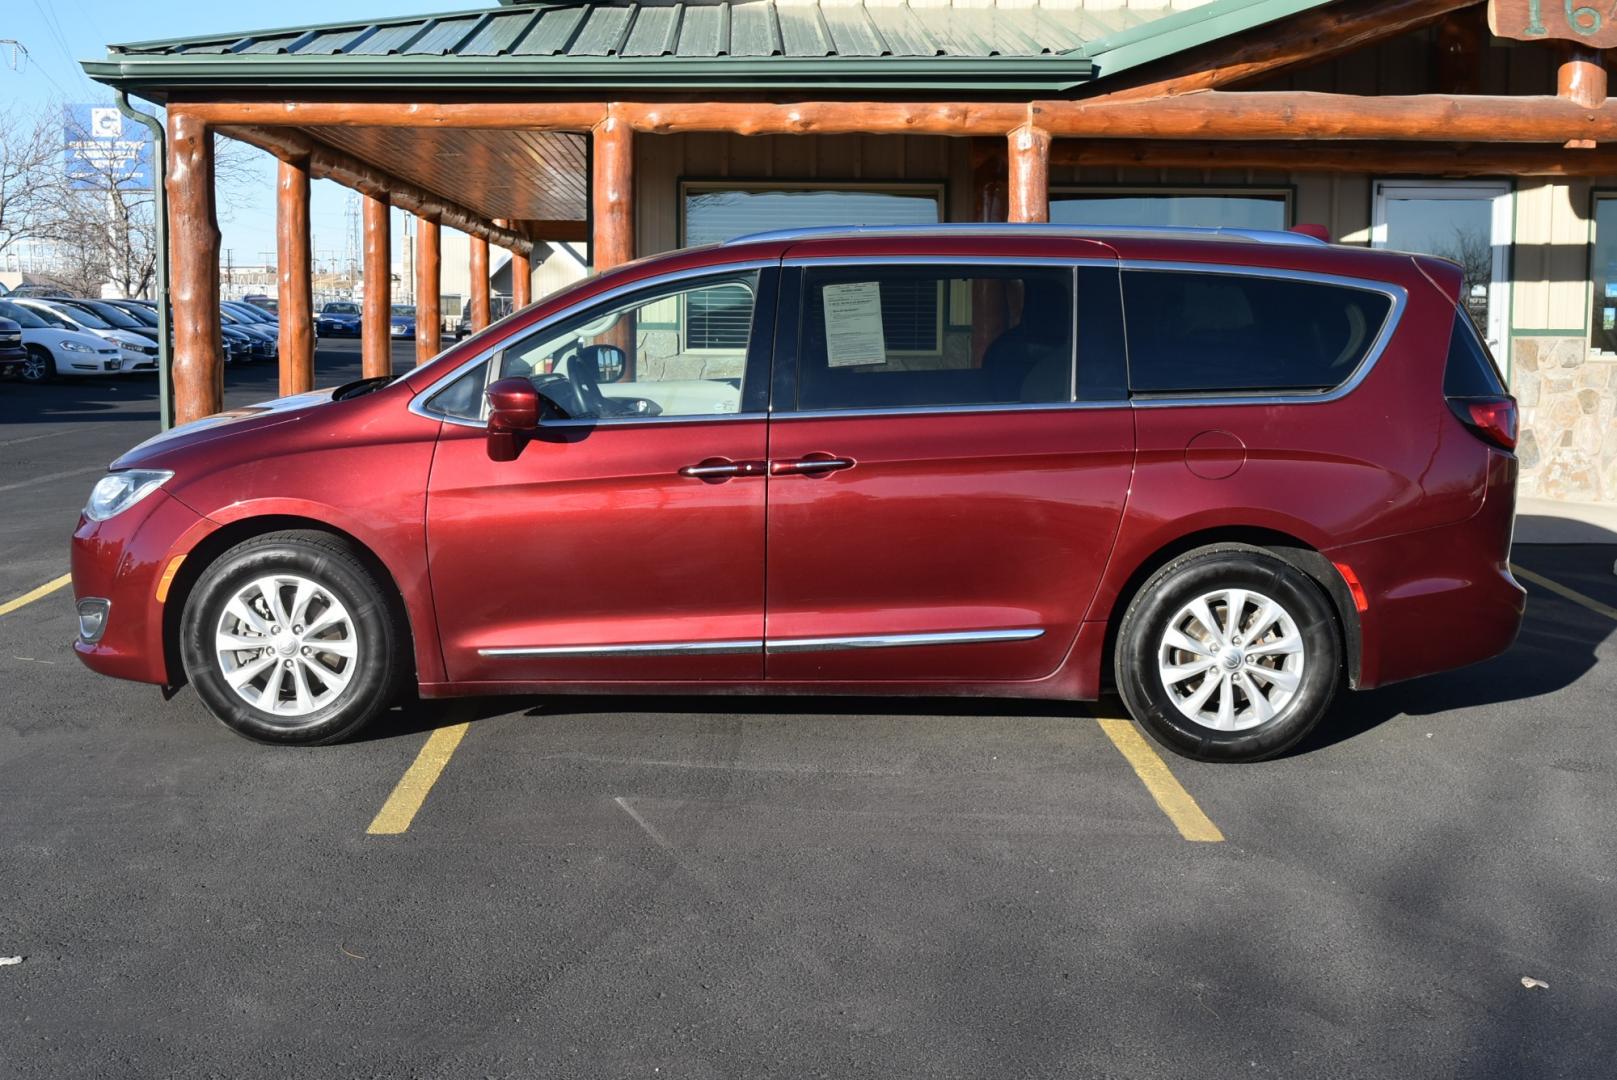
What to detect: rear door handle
<box><xmin>770</xmin><ymin>456</ymin><xmax>856</xmax><ymax>476</ymax></box>
<box><xmin>679</xmin><ymin>458</ymin><xmax>766</xmax><ymax>480</ymax></box>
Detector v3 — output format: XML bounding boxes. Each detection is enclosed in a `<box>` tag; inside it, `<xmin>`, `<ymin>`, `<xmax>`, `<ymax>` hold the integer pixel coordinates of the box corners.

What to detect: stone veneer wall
<box><xmin>1511</xmin><ymin>336</ymin><xmax>1617</xmax><ymax>503</ymax></box>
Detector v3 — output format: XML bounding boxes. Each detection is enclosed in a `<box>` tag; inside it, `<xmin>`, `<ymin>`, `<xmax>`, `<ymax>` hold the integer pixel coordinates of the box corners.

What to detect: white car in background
<box><xmin>0</xmin><ymin>299</ymin><xmax>123</xmax><ymax>382</ymax></box>
<box><xmin>11</xmin><ymin>298</ymin><xmax>156</xmax><ymax>372</ymax></box>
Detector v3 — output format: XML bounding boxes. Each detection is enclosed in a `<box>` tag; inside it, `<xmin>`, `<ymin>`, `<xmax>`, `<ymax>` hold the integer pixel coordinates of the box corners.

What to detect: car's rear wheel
<box><xmin>1114</xmin><ymin>546</ymin><xmax>1341</xmax><ymax>763</ymax></box>
<box><xmin>180</xmin><ymin>531</ymin><xmax>405</xmax><ymax>745</ymax></box>
<box><xmin>21</xmin><ymin>345</ymin><xmax>54</xmax><ymax>383</ymax></box>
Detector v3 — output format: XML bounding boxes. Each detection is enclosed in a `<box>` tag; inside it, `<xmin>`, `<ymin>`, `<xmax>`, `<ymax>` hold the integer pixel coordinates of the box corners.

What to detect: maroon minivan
<box><xmin>70</xmin><ymin>225</ymin><xmax>1524</xmax><ymax>761</ymax></box>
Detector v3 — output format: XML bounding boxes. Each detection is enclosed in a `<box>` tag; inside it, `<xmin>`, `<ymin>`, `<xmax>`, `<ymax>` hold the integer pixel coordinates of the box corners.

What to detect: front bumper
<box><xmin>71</xmin><ymin>490</ymin><xmax>209</xmax><ymax>686</ymax></box>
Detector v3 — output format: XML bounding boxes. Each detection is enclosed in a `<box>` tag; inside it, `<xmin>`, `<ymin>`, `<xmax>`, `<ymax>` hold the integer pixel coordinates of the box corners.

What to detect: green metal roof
<box><xmin>84</xmin><ymin>2</ymin><xmax>1127</xmax><ymax>95</ymax></box>
<box><xmin>82</xmin><ymin>0</ymin><xmax>1336</xmax><ymax>97</ymax></box>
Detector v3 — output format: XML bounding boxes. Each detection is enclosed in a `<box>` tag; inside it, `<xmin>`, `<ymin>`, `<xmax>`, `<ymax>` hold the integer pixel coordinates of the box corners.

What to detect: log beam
<box><xmin>165</xmin><ymin>110</ymin><xmax>222</xmax><ymax>425</ymax></box>
<box><xmin>276</xmin><ymin>155</ymin><xmax>314</xmax><ymax>397</ymax></box>
<box><xmin>362</xmin><ymin>192</ymin><xmax>392</xmax><ymax>379</ymax></box>
<box><xmin>470</xmin><ymin>236</ymin><xmax>490</xmax><ymax>333</ymax></box>
<box><xmin>201</xmin><ymin>93</ymin><xmax>1617</xmax><ymax>145</ymax></box>
<box><xmin>219</xmin><ymin>125</ymin><xmax>532</xmax><ymax>255</ymax></box>
<box><xmin>592</xmin><ymin>116</ymin><xmax>634</xmax><ymax>270</ymax></box>
<box><xmin>1007</xmin><ymin>125</ymin><xmax>1051</xmax><ymax>224</ymax></box>
<box><xmin>416</xmin><ymin>215</ymin><xmax>441</xmax><ymax>365</ymax></box>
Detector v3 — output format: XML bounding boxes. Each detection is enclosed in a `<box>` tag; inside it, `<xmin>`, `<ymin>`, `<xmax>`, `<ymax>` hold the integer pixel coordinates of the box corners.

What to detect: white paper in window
<box><xmin>822</xmin><ymin>282</ymin><xmax>887</xmax><ymax>367</ymax></box>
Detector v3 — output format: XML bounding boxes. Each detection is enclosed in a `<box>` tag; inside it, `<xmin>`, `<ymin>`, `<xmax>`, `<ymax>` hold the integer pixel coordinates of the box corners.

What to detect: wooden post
<box><xmin>165</xmin><ymin>110</ymin><xmax>222</xmax><ymax>424</ymax></box>
<box><xmin>276</xmin><ymin>156</ymin><xmax>314</xmax><ymax>397</ymax></box>
<box><xmin>591</xmin><ymin>115</ymin><xmax>634</xmax><ymax>270</ymax></box>
<box><xmin>469</xmin><ymin>236</ymin><xmax>490</xmax><ymax>332</ymax></box>
<box><xmin>1007</xmin><ymin>124</ymin><xmax>1051</xmax><ymax>223</ymax></box>
<box><xmin>415</xmin><ymin>215</ymin><xmax>441</xmax><ymax>365</ymax></box>
<box><xmin>362</xmin><ymin>192</ymin><xmax>391</xmax><ymax>379</ymax></box>
<box><xmin>1560</xmin><ymin>46</ymin><xmax>1608</xmax><ymax>147</ymax></box>
<box><xmin>511</xmin><ymin>250</ymin><xmax>532</xmax><ymax>309</ymax></box>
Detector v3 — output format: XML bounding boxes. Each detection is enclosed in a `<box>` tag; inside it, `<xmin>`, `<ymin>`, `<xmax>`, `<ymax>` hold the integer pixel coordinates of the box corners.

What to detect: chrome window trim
<box><xmin>769</xmin><ymin>401</ymin><xmax>1123</xmax><ymax>422</ymax></box>
<box><xmin>1115</xmin><ymin>260</ymin><xmax>1408</xmax><ymax>409</ymax></box>
<box><xmin>408</xmin><ymin>260</ymin><xmax>776</xmax><ymax>430</ymax></box>
<box><xmin>477</xmin><ymin>628</ymin><xmax>1045</xmax><ymax>659</ymax></box>
<box><xmin>767</xmin><ymin>628</ymin><xmax>1044</xmax><ymax>653</ymax></box>
<box><xmin>479</xmin><ymin>639</ymin><xmax>762</xmax><ymax>658</ymax></box>
<box><xmin>782</xmin><ymin>254</ymin><xmax>1115</xmax><ymax>270</ymax></box>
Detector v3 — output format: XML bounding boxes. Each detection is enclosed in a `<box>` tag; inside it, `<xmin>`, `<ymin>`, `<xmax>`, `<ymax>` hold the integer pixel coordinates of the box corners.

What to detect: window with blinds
<box><xmin>685</xmin><ymin>281</ymin><xmax>755</xmax><ymax>351</ymax></box>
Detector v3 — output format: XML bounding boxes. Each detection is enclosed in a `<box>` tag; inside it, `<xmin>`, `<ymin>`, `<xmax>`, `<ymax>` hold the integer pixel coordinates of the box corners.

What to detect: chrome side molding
<box><xmin>476</xmin><ymin>628</ymin><xmax>1045</xmax><ymax>659</ymax></box>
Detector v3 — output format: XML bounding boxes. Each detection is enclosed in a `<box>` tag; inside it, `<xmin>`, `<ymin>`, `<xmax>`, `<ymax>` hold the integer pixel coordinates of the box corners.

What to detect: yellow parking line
<box><xmin>0</xmin><ymin>574</ymin><xmax>73</xmax><ymax>619</ymax></box>
<box><xmin>1512</xmin><ymin>563</ymin><xmax>1617</xmax><ymax>623</ymax></box>
<box><xmin>366</xmin><ymin>722</ymin><xmax>470</xmax><ymax>835</ymax></box>
<box><xmin>1097</xmin><ymin>718</ymin><xmax>1225</xmax><ymax>843</ymax></box>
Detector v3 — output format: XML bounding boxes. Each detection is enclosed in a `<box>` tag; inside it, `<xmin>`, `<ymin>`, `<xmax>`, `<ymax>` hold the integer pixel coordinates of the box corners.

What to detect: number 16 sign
<box><xmin>1490</xmin><ymin>0</ymin><xmax>1617</xmax><ymax>47</ymax></box>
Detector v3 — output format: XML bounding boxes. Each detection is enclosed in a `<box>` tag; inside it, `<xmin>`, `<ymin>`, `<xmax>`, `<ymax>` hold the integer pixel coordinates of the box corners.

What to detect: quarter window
<box><xmin>1122</xmin><ymin>270</ymin><xmax>1393</xmax><ymax>395</ymax></box>
<box><xmin>791</xmin><ymin>267</ymin><xmax>1075</xmax><ymax>412</ymax></box>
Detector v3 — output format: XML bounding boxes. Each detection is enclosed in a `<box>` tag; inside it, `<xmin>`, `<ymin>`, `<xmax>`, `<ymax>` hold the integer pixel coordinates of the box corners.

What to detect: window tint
<box><xmin>427</xmin><ymin>272</ymin><xmax>760</xmax><ymax>423</ymax></box>
<box><xmin>1122</xmin><ymin>270</ymin><xmax>1393</xmax><ymax>395</ymax></box>
<box><xmin>0</xmin><ymin>301</ymin><xmax>47</xmax><ymax>329</ymax></box>
<box><xmin>1443</xmin><ymin>311</ymin><xmax>1506</xmax><ymax>397</ymax></box>
<box><xmin>792</xmin><ymin>267</ymin><xmax>1074</xmax><ymax>412</ymax></box>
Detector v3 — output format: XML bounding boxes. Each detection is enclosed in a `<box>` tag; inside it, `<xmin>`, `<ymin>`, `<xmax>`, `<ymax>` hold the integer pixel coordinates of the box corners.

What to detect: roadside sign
<box><xmin>63</xmin><ymin>104</ymin><xmax>154</xmax><ymax>192</ymax></box>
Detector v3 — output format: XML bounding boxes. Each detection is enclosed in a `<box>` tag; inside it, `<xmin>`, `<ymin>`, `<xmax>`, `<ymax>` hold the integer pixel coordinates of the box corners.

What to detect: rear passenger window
<box><xmin>1122</xmin><ymin>270</ymin><xmax>1394</xmax><ymax>395</ymax></box>
<box><xmin>793</xmin><ymin>267</ymin><xmax>1074</xmax><ymax>411</ymax></box>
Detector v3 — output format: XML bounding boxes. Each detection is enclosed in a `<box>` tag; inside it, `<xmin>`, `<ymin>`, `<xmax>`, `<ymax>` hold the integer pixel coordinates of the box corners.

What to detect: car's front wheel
<box><xmin>1114</xmin><ymin>546</ymin><xmax>1342</xmax><ymax>763</ymax></box>
<box><xmin>180</xmin><ymin>531</ymin><xmax>405</xmax><ymax>745</ymax></box>
<box><xmin>20</xmin><ymin>345</ymin><xmax>54</xmax><ymax>383</ymax></box>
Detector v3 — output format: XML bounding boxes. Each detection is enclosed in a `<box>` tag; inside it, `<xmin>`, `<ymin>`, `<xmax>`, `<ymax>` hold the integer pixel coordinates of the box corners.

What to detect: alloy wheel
<box><xmin>214</xmin><ymin>574</ymin><xmax>359</xmax><ymax>724</ymax></box>
<box><xmin>1156</xmin><ymin>587</ymin><xmax>1306</xmax><ymax>732</ymax></box>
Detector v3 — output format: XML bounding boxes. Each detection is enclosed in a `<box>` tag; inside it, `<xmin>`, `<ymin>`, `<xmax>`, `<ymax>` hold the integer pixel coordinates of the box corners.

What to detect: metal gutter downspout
<box><xmin>115</xmin><ymin>91</ymin><xmax>172</xmax><ymax>430</ymax></box>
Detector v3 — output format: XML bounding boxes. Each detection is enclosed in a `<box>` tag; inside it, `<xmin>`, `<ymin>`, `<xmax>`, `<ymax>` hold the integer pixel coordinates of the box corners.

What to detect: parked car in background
<box><xmin>11</xmin><ymin>299</ymin><xmax>157</xmax><ymax>372</ymax></box>
<box><xmin>70</xmin><ymin>225</ymin><xmax>1523</xmax><ymax>758</ymax></box>
<box><xmin>390</xmin><ymin>304</ymin><xmax>416</xmax><ymax>340</ymax></box>
<box><xmin>0</xmin><ymin>299</ymin><xmax>125</xmax><ymax>382</ymax></box>
<box><xmin>219</xmin><ymin>307</ymin><xmax>278</xmax><ymax>360</ymax></box>
<box><xmin>241</xmin><ymin>294</ymin><xmax>277</xmax><ymax>315</ymax></box>
<box><xmin>0</xmin><ymin>316</ymin><xmax>27</xmax><ymax>377</ymax></box>
<box><xmin>54</xmin><ymin>298</ymin><xmax>164</xmax><ymax>356</ymax></box>
<box><xmin>454</xmin><ymin>296</ymin><xmax>513</xmax><ymax>339</ymax></box>
<box><xmin>317</xmin><ymin>302</ymin><xmax>361</xmax><ymax>337</ymax></box>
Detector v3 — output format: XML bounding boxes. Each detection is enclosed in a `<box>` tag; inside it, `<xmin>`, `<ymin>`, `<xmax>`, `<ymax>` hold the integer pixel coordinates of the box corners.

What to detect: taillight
<box><xmin>1447</xmin><ymin>395</ymin><xmax>1518</xmax><ymax>451</ymax></box>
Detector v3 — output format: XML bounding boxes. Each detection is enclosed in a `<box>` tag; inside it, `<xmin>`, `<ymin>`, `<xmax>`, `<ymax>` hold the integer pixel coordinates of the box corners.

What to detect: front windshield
<box><xmin>26</xmin><ymin>304</ymin><xmax>76</xmax><ymax>330</ymax></box>
<box><xmin>323</xmin><ymin>302</ymin><xmax>358</xmax><ymax>315</ymax></box>
<box><xmin>391</xmin><ymin>305</ymin><xmax>415</xmax><ymax>317</ymax></box>
<box><xmin>77</xmin><ymin>302</ymin><xmax>142</xmax><ymax>329</ymax></box>
<box><xmin>0</xmin><ymin>301</ymin><xmax>47</xmax><ymax>328</ymax></box>
<box><xmin>50</xmin><ymin>303</ymin><xmax>110</xmax><ymax>329</ymax></box>
<box><xmin>118</xmin><ymin>304</ymin><xmax>159</xmax><ymax>327</ymax></box>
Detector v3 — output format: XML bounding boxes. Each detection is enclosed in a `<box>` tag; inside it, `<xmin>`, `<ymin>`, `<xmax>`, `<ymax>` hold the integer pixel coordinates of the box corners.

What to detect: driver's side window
<box><xmin>429</xmin><ymin>272</ymin><xmax>760</xmax><ymax>423</ymax></box>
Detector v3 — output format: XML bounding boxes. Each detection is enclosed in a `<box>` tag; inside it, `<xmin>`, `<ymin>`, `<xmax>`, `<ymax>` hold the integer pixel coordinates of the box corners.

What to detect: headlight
<box><xmin>84</xmin><ymin>469</ymin><xmax>172</xmax><ymax>522</ymax></box>
<box><xmin>61</xmin><ymin>340</ymin><xmax>94</xmax><ymax>354</ymax></box>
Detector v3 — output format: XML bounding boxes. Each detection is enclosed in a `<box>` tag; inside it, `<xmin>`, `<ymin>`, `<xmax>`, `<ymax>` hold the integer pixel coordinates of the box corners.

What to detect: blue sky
<box><xmin>6</xmin><ymin>0</ymin><xmax>463</xmax><ymax>270</ymax></box>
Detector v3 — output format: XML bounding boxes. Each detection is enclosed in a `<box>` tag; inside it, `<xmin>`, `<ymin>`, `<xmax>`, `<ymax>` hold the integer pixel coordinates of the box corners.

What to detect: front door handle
<box><xmin>770</xmin><ymin>455</ymin><xmax>856</xmax><ymax>476</ymax></box>
<box><xmin>679</xmin><ymin>458</ymin><xmax>766</xmax><ymax>480</ymax></box>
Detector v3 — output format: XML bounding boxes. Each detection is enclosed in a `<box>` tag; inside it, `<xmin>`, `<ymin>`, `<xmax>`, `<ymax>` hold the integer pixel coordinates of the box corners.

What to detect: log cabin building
<box><xmin>84</xmin><ymin>0</ymin><xmax>1617</xmax><ymax>507</ymax></box>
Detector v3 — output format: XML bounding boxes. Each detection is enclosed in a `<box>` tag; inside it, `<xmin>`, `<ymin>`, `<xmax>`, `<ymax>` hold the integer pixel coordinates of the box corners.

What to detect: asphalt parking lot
<box><xmin>2</xmin><ymin>343</ymin><xmax>1615</xmax><ymax>1078</ymax></box>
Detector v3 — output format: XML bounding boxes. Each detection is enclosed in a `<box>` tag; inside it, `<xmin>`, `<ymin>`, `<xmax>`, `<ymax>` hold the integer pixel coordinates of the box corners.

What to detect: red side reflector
<box><xmin>1333</xmin><ymin>561</ymin><xmax>1370</xmax><ymax>613</ymax></box>
<box><xmin>1448</xmin><ymin>396</ymin><xmax>1518</xmax><ymax>451</ymax></box>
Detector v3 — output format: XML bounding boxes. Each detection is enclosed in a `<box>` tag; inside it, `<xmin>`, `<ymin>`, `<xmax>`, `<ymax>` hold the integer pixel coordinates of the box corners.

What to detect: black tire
<box><xmin>180</xmin><ymin>530</ymin><xmax>405</xmax><ymax>745</ymax></box>
<box><xmin>21</xmin><ymin>345</ymin><xmax>54</xmax><ymax>384</ymax></box>
<box><xmin>1113</xmin><ymin>545</ymin><xmax>1342</xmax><ymax>763</ymax></box>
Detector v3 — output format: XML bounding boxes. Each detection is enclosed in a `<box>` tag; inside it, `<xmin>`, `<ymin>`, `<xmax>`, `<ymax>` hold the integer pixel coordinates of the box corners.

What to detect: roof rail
<box><xmin>724</xmin><ymin>223</ymin><xmax>1327</xmax><ymax>247</ymax></box>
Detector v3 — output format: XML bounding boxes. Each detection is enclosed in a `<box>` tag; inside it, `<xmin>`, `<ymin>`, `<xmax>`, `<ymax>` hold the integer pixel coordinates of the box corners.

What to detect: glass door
<box><xmin>1372</xmin><ymin>181</ymin><xmax>1512</xmax><ymax>354</ymax></box>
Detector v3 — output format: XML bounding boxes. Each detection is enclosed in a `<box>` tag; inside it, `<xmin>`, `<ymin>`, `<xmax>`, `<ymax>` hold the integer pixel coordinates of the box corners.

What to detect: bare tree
<box><xmin>0</xmin><ymin>109</ymin><xmax>56</xmax><ymax>265</ymax></box>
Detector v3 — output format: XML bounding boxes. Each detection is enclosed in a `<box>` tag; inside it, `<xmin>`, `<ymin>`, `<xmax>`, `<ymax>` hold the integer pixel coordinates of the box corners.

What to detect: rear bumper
<box><xmin>1328</xmin><ymin>452</ymin><xmax>1524</xmax><ymax>690</ymax></box>
<box><xmin>71</xmin><ymin>491</ymin><xmax>209</xmax><ymax>686</ymax></box>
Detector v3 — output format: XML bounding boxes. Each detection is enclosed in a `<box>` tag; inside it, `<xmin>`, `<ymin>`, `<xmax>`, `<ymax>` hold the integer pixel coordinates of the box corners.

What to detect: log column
<box><xmin>592</xmin><ymin>115</ymin><xmax>634</xmax><ymax>270</ymax></box>
<box><xmin>165</xmin><ymin>110</ymin><xmax>223</xmax><ymax>424</ymax></box>
<box><xmin>276</xmin><ymin>156</ymin><xmax>314</xmax><ymax>396</ymax></box>
<box><xmin>361</xmin><ymin>193</ymin><xmax>392</xmax><ymax>379</ymax></box>
<box><xmin>1007</xmin><ymin>124</ymin><xmax>1051</xmax><ymax>224</ymax></box>
<box><xmin>1560</xmin><ymin>46</ymin><xmax>1608</xmax><ymax>148</ymax></box>
<box><xmin>469</xmin><ymin>236</ymin><xmax>490</xmax><ymax>333</ymax></box>
<box><xmin>511</xmin><ymin>249</ymin><xmax>532</xmax><ymax>309</ymax></box>
<box><xmin>416</xmin><ymin>215</ymin><xmax>441</xmax><ymax>365</ymax></box>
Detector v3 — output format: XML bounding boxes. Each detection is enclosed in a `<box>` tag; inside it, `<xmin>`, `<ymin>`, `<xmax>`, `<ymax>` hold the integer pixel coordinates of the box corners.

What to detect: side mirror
<box><xmin>486</xmin><ymin>377</ymin><xmax>538</xmax><ymax>462</ymax></box>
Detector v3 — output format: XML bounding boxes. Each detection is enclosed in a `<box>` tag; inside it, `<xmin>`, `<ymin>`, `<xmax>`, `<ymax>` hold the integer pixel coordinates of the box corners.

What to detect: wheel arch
<box><xmin>162</xmin><ymin>515</ymin><xmax>418</xmax><ymax>689</ymax></box>
<box><xmin>1098</xmin><ymin>527</ymin><xmax>1363</xmax><ymax>692</ymax></box>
